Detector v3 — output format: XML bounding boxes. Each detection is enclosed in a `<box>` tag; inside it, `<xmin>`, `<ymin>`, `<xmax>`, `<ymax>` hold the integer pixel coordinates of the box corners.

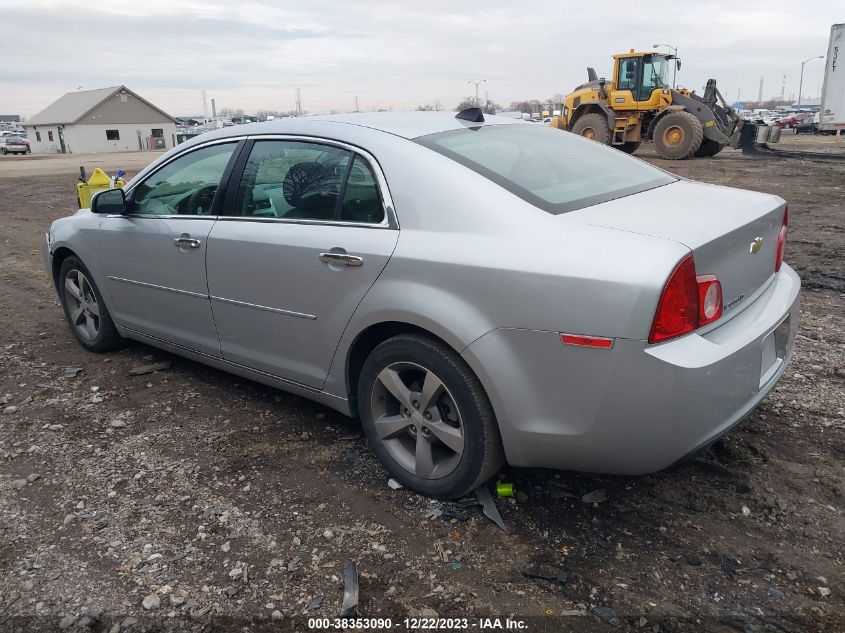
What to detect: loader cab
<box><xmin>611</xmin><ymin>52</ymin><xmax>673</xmax><ymax>108</ymax></box>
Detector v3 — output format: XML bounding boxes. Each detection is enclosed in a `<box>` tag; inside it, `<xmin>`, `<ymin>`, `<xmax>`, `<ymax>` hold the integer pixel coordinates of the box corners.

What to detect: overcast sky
<box><xmin>1</xmin><ymin>0</ymin><xmax>839</xmax><ymax>118</ymax></box>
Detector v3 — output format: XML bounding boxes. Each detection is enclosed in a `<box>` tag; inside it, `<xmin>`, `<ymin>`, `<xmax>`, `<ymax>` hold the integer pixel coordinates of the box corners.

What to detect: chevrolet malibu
<box><xmin>43</xmin><ymin>110</ymin><xmax>800</xmax><ymax>498</ymax></box>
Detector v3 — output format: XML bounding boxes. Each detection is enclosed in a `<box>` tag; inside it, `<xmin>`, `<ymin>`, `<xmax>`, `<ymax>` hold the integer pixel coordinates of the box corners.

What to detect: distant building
<box><xmin>791</xmin><ymin>98</ymin><xmax>821</xmax><ymax>111</ymax></box>
<box><xmin>0</xmin><ymin>115</ymin><xmax>21</xmax><ymax>122</ymax></box>
<box><xmin>24</xmin><ymin>86</ymin><xmax>176</xmax><ymax>154</ymax></box>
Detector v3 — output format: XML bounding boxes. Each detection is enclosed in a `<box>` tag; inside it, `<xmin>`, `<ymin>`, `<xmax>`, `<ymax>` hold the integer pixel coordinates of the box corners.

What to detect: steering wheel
<box><xmin>185</xmin><ymin>185</ymin><xmax>217</xmax><ymax>215</ymax></box>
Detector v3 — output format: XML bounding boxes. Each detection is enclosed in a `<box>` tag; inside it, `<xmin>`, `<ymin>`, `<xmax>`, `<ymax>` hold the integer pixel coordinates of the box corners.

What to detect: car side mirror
<box><xmin>91</xmin><ymin>188</ymin><xmax>126</xmax><ymax>214</ymax></box>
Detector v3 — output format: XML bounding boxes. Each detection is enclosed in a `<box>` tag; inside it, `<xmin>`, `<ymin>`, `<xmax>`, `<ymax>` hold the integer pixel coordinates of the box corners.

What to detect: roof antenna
<box><xmin>455</xmin><ymin>107</ymin><xmax>484</xmax><ymax>123</ymax></box>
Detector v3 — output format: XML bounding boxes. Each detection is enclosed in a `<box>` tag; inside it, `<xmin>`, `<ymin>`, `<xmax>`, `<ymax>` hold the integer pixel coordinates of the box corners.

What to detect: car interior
<box><xmin>239</xmin><ymin>147</ymin><xmax>384</xmax><ymax>223</ymax></box>
<box><xmin>128</xmin><ymin>141</ymin><xmax>384</xmax><ymax>223</ymax></box>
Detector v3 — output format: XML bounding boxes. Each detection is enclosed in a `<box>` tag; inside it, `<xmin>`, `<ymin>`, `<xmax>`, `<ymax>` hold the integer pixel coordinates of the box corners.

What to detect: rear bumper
<box><xmin>461</xmin><ymin>264</ymin><xmax>801</xmax><ymax>474</ymax></box>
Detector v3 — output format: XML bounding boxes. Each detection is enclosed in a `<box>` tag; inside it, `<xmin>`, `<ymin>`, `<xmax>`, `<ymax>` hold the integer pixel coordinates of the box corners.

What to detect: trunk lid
<box><xmin>566</xmin><ymin>180</ymin><xmax>785</xmax><ymax>320</ymax></box>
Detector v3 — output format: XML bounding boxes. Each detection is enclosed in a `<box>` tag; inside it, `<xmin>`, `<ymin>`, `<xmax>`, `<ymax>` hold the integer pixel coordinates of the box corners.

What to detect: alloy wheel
<box><xmin>370</xmin><ymin>362</ymin><xmax>465</xmax><ymax>480</ymax></box>
<box><xmin>64</xmin><ymin>269</ymin><xmax>100</xmax><ymax>341</ymax></box>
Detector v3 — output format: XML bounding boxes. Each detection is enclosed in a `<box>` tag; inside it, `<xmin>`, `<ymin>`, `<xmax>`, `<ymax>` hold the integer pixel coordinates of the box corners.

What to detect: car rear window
<box><xmin>415</xmin><ymin>124</ymin><xmax>676</xmax><ymax>214</ymax></box>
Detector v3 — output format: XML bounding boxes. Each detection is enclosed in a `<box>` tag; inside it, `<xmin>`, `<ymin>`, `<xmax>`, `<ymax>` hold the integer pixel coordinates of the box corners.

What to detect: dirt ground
<box><xmin>0</xmin><ymin>135</ymin><xmax>842</xmax><ymax>633</ymax></box>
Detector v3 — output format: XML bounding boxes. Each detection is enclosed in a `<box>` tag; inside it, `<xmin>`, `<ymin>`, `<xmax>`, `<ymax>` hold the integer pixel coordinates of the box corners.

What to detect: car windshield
<box><xmin>416</xmin><ymin>124</ymin><xmax>675</xmax><ymax>214</ymax></box>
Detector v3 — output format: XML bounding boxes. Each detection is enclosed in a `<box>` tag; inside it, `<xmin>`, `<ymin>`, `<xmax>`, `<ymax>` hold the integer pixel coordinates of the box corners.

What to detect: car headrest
<box><xmin>283</xmin><ymin>161</ymin><xmax>331</xmax><ymax>210</ymax></box>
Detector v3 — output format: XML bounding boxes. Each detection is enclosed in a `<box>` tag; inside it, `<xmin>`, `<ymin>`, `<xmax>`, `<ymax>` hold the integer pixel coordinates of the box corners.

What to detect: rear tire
<box><xmin>572</xmin><ymin>113</ymin><xmax>612</xmax><ymax>145</ymax></box>
<box><xmin>58</xmin><ymin>256</ymin><xmax>123</xmax><ymax>353</ymax></box>
<box><xmin>653</xmin><ymin>111</ymin><xmax>704</xmax><ymax>160</ymax></box>
<box><xmin>694</xmin><ymin>139</ymin><xmax>724</xmax><ymax>157</ymax></box>
<box><xmin>358</xmin><ymin>334</ymin><xmax>504</xmax><ymax>499</ymax></box>
<box><xmin>619</xmin><ymin>141</ymin><xmax>640</xmax><ymax>154</ymax></box>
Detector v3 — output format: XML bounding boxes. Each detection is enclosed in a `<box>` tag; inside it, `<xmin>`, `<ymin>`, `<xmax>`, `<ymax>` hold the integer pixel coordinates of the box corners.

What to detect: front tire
<box><xmin>58</xmin><ymin>256</ymin><xmax>123</xmax><ymax>352</ymax></box>
<box><xmin>358</xmin><ymin>334</ymin><xmax>504</xmax><ymax>499</ymax></box>
<box><xmin>653</xmin><ymin>111</ymin><xmax>704</xmax><ymax>159</ymax></box>
<box><xmin>571</xmin><ymin>113</ymin><xmax>612</xmax><ymax>145</ymax></box>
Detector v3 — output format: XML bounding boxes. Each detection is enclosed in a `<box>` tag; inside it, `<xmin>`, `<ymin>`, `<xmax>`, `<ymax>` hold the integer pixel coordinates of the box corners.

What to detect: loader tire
<box><xmin>695</xmin><ymin>139</ymin><xmax>724</xmax><ymax>157</ymax></box>
<box><xmin>653</xmin><ymin>111</ymin><xmax>704</xmax><ymax>160</ymax></box>
<box><xmin>620</xmin><ymin>141</ymin><xmax>640</xmax><ymax>154</ymax></box>
<box><xmin>572</xmin><ymin>114</ymin><xmax>611</xmax><ymax>145</ymax></box>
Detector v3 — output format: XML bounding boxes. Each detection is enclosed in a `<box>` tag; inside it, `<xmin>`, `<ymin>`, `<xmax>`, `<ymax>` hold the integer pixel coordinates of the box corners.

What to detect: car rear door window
<box><xmin>230</xmin><ymin>140</ymin><xmax>352</xmax><ymax>221</ymax></box>
<box><xmin>340</xmin><ymin>156</ymin><xmax>384</xmax><ymax>224</ymax></box>
<box><xmin>129</xmin><ymin>143</ymin><xmax>237</xmax><ymax>216</ymax></box>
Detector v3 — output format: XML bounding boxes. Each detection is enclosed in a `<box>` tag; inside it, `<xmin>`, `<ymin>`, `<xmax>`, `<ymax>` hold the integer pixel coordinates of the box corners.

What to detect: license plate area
<box><xmin>759</xmin><ymin>315</ymin><xmax>789</xmax><ymax>388</ymax></box>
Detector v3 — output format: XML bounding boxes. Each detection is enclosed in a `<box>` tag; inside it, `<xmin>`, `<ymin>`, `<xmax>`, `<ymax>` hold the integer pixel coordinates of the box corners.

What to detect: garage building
<box><xmin>25</xmin><ymin>86</ymin><xmax>177</xmax><ymax>154</ymax></box>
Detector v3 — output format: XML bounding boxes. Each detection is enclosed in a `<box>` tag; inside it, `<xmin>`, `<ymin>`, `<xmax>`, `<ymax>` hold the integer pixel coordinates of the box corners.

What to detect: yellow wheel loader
<box><xmin>552</xmin><ymin>50</ymin><xmax>742</xmax><ymax>159</ymax></box>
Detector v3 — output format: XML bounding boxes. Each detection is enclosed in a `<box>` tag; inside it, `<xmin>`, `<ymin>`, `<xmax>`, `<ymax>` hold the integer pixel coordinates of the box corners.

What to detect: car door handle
<box><xmin>319</xmin><ymin>252</ymin><xmax>363</xmax><ymax>267</ymax></box>
<box><xmin>174</xmin><ymin>236</ymin><xmax>201</xmax><ymax>249</ymax></box>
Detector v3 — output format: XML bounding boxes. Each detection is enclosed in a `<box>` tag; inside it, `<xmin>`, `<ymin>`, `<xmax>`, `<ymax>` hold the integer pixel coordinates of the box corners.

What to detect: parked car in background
<box><xmin>794</xmin><ymin>112</ymin><xmax>820</xmax><ymax>134</ymax></box>
<box><xmin>775</xmin><ymin>113</ymin><xmax>810</xmax><ymax>129</ymax></box>
<box><xmin>43</xmin><ymin>112</ymin><xmax>800</xmax><ymax>498</ymax></box>
<box><xmin>0</xmin><ymin>135</ymin><xmax>30</xmax><ymax>154</ymax></box>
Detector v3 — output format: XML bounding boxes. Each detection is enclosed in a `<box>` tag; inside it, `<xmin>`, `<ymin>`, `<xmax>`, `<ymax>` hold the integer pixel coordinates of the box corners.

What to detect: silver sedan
<box><xmin>43</xmin><ymin>110</ymin><xmax>800</xmax><ymax>498</ymax></box>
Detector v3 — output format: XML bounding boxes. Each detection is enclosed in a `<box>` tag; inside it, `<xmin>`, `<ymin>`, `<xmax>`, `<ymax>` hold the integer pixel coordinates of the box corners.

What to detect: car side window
<box><xmin>129</xmin><ymin>143</ymin><xmax>237</xmax><ymax>216</ymax></box>
<box><xmin>340</xmin><ymin>156</ymin><xmax>384</xmax><ymax>224</ymax></box>
<box><xmin>231</xmin><ymin>140</ymin><xmax>352</xmax><ymax>221</ymax></box>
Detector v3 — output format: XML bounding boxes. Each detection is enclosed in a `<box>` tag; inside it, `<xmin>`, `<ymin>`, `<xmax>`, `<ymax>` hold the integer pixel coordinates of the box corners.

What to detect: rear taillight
<box><xmin>649</xmin><ymin>254</ymin><xmax>698</xmax><ymax>344</ymax></box>
<box><xmin>775</xmin><ymin>206</ymin><xmax>788</xmax><ymax>272</ymax></box>
<box><xmin>649</xmin><ymin>254</ymin><xmax>723</xmax><ymax>344</ymax></box>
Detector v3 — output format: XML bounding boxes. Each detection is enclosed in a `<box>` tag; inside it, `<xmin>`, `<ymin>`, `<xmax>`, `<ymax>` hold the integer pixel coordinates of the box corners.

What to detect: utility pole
<box><xmin>467</xmin><ymin>79</ymin><xmax>486</xmax><ymax>106</ymax></box>
<box><xmin>758</xmin><ymin>76</ymin><xmax>763</xmax><ymax>103</ymax></box>
<box><xmin>295</xmin><ymin>88</ymin><xmax>302</xmax><ymax>116</ymax></box>
<box><xmin>354</xmin><ymin>96</ymin><xmax>359</xmax><ymax>112</ymax></box>
<box><xmin>798</xmin><ymin>55</ymin><xmax>824</xmax><ymax>108</ymax></box>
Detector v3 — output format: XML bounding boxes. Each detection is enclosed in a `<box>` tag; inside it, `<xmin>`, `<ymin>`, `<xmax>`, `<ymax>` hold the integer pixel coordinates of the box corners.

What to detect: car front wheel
<box><xmin>58</xmin><ymin>256</ymin><xmax>123</xmax><ymax>352</ymax></box>
<box><xmin>358</xmin><ymin>334</ymin><xmax>504</xmax><ymax>499</ymax></box>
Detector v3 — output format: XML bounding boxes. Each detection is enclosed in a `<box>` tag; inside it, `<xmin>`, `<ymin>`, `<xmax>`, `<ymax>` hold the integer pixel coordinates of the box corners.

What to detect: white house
<box><xmin>25</xmin><ymin>86</ymin><xmax>177</xmax><ymax>154</ymax></box>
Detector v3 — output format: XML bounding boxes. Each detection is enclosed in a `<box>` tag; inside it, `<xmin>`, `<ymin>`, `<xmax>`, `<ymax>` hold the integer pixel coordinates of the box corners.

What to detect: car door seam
<box><xmin>320</xmin><ymin>232</ymin><xmax>402</xmax><ymax>393</ymax></box>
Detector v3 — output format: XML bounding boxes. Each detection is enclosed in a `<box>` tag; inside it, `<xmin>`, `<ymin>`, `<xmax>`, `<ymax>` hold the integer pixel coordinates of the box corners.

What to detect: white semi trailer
<box><xmin>819</xmin><ymin>23</ymin><xmax>844</xmax><ymax>134</ymax></box>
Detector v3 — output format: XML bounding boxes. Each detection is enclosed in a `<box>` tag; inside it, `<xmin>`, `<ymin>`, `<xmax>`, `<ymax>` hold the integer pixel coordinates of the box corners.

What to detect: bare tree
<box><xmin>455</xmin><ymin>97</ymin><xmax>478</xmax><ymax>111</ymax></box>
<box><xmin>509</xmin><ymin>99</ymin><xmax>545</xmax><ymax>114</ymax></box>
<box><xmin>482</xmin><ymin>100</ymin><xmax>501</xmax><ymax>114</ymax></box>
<box><xmin>218</xmin><ymin>107</ymin><xmax>245</xmax><ymax>119</ymax></box>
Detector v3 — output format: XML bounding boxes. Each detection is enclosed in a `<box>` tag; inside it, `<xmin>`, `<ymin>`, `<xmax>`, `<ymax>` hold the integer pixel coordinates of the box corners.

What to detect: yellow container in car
<box><xmin>76</xmin><ymin>168</ymin><xmax>125</xmax><ymax>209</ymax></box>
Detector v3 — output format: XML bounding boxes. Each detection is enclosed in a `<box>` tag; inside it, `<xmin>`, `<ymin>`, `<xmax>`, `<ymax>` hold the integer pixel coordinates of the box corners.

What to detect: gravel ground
<box><xmin>0</xmin><ymin>135</ymin><xmax>843</xmax><ymax>632</ymax></box>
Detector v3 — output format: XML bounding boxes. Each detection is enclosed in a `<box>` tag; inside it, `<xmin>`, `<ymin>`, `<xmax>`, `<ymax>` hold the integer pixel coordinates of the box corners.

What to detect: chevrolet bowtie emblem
<box><xmin>749</xmin><ymin>236</ymin><xmax>763</xmax><ymax>254</ymax></box>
